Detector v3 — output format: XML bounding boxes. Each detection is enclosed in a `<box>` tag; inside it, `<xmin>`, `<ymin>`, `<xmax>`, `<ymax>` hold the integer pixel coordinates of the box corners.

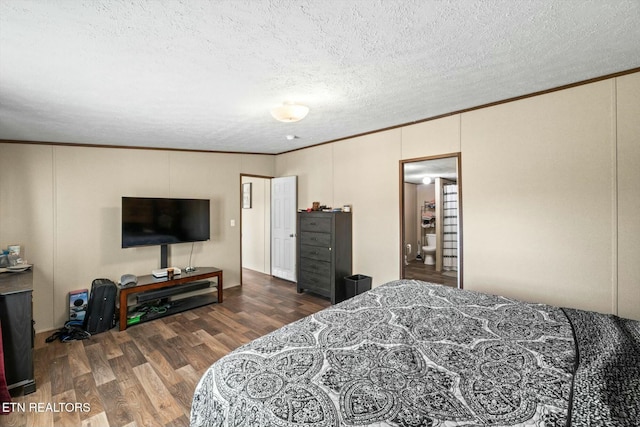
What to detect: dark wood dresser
<box><xmin>297</xmin><ymin>211</ymin><xmax>352</xmax><ymax>304</ymax></box>
<box><xmin>0</xmin><ymin>269</ymin><xmax>36</xmax><ymax>395</ymax></box>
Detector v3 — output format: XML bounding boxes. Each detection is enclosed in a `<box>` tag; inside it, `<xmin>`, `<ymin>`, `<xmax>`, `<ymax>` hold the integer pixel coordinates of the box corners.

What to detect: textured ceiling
<box><xmin>1</xmin><ymin>1</ymin><xmax>639</xmax><ymax>154</ymax></box>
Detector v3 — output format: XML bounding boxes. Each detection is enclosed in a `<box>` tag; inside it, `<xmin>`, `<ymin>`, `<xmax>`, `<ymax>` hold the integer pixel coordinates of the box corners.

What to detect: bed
<box><xmin>190</xmin><ymin>279</ymin><xmax>640</xmax><ymax>426</ymax></box>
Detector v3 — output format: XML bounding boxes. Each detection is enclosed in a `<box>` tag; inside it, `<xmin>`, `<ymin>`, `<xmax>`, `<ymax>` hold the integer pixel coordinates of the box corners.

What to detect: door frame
<box><xmin>399</xmin><ymin>153</ymin><xmax>463</xmax><ymax>288</ymax></box>
<box><xmin>239</xmin><ymin>173</ymin><xmax>273</xmax><ymax>286</ymax></box>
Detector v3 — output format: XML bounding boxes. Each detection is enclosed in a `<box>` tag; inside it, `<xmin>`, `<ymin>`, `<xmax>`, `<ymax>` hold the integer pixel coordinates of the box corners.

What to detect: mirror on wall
<box><xmin>400</xmin><ymin>154</ymin><xmax>462</xmax><ymax>288</ymax></box>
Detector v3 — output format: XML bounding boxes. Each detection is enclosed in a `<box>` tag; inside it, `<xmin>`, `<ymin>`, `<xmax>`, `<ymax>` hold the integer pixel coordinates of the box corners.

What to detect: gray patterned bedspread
<box><xmin>190</xmin><ymin>280</ymin><xmax>640</xmax><ymax>426</ymax></box>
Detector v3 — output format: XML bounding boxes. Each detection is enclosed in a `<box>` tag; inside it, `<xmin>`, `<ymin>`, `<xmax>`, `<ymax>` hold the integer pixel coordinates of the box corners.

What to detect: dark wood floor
<box><xmin>403</xmin><ymin>258</ymin><xmax>458</xmax><ymax>287</ymax></box>
<box><xmin>3</xmin><ymin>269</ymin><xmax>331</xmax><ymax>427</ymax></box>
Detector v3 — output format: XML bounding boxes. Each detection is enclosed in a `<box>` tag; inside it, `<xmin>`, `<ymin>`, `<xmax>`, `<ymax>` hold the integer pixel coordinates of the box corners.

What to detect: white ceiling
<box><xmin>1</xmin><ymin>1</ymin><xmax>639</xmax><ymax>155</ymax></box>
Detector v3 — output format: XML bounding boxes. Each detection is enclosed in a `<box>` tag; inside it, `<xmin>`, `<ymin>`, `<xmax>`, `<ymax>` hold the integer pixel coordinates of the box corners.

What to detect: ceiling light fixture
<box><xmin>270</xmin><ymin>102</ymin><xmax>309</xmax><ymax>123</ymax></box>
<box><xmin>422</xmin><ymin>177</ymin><xmax>433</xmax><ymax>185</ymax></box>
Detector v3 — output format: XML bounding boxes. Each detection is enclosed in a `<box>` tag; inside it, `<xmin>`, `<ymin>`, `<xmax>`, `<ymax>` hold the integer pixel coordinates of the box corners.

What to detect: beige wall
<box><xmin>2</xmin><ymin>72</ymin><xmax>639</xmax><ymax>331</ymax></box>
<box><xmin>462</xmin><ymin>81</ymin><xmax>615</xmax><ymax>312</ymax></box>
<box><xmin>0</xmin><ymin>144</ymin><xmax>274</xmax><ymax>331</ymax></box>
<box><xmin>277</xmin><ymin>129</ymin><xmax>402</xmax><ymax>287</ymax></box>
<box><xmin>0</xmin><ymin>144</ymin><xmax>55</xmax><ymax>333</ymax></box>
<box><xmin>276</xmin><ymin>73</ymin><xmax>640</xmax><ymax>320</ymax></box>
<box><xmin>274</xmin><ymin>144</ymin><xmax>334</xmax><ymax>209</ymax></box>
<box><xmin>401</xmin><ymin>114</ymin><xmax>461</xmax><ymax>157</ymax></box>
<box><xmin>616</xmin><ymin>72</ymin><xmax>640</xmax><ymax>320</ymax></box>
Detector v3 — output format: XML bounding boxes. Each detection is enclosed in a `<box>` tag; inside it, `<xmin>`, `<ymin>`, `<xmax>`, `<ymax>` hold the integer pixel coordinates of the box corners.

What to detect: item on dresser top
<box><xmin>84</xmin><ymin>278</ymin><xmax>117</xmax><ymax>334</ymax></box>
<box><xmin>6</xmin><ymin>245</ymin><xmax>21</xmax><ymax>266</ymax></box>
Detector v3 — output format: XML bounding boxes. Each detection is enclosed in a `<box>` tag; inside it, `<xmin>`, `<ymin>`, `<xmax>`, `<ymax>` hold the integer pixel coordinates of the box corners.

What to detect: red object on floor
<box><xmin>0</xmin><ymin>320</ymin><xmax>11</xmax><ymax>414</ymax></box>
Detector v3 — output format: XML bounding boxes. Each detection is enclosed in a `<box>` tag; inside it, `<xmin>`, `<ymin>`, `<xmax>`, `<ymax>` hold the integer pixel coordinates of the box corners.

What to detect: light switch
<box><xmin>230</xmin><ymin>219</ymin><xmax>236</xmax><ymax>227</ymax></box>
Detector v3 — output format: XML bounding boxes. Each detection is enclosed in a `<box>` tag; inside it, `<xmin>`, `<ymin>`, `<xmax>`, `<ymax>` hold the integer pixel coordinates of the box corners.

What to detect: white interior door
<box><xmin>271</xmin><ymin>176</ymin><xmax>297</xmax><ymax>281</ymax></box>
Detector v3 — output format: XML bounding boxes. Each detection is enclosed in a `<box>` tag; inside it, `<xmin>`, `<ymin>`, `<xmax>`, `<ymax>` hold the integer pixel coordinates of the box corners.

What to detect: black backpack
<box><xmin>84</xmin><ymin>278</ymin><xmax>117</xmax><ymax>334</ymax></box>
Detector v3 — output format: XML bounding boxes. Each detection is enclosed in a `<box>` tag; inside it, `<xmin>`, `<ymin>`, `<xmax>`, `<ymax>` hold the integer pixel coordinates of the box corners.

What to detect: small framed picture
<box><xmin>242</xmin><ymin>182</ymin><xmax>252</xmax><ymax>209</ymax></box>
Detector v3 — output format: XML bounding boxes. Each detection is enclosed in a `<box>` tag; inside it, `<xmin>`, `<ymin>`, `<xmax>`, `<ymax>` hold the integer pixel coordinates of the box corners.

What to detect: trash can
<box><xmin>343</xmin><ymin>274</ymin><xmax>372</xmax><ymax>301</ymax></box>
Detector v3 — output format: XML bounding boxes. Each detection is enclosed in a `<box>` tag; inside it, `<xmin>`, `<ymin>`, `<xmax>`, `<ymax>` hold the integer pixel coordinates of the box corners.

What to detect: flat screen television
<box><xmin>122</xmin><ymin>197</ymin><xmax>210</xmax><ymax>249</ymax></box>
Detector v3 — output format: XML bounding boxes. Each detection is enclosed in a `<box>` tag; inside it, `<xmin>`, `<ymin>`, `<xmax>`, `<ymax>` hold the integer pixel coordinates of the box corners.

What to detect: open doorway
<box><xmin>240</xmin><ymin>174</ymin><xmax>298</xmax><ymax>286</ymax></box>
<box><xmin>400</xmin><ymin>153</ymin><xmax>462</xmax><ymax>288</ymax></box>
<box><xmin>241</xmin><ymin>175</ymin><xmax>272</xmax><ymax>282</ymax></box>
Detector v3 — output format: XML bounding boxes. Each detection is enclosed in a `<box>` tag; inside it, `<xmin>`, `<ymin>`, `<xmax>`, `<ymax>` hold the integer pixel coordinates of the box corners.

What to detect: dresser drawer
<box><xmin>300</xmin><ymin>244</ymin><xmax>331</xmax><ymax>262</ymax></box>
<box><xmin>297</xmin><ymin>270</ymin><xmax>331</xmax><ymax>293</ymax></box>
<box><xmin>299</xmin><ymin>257</ymin><xmax>331</xmax><ymax>276</ymax></box>
<box><xmin>299</xmin><ymin>231</ymin><xmax>331</xmax><ymax>247</ymax></box>
<box><xmin>299</xmin><ymin>216</ymin><xmax>332</xmax><ymax>233</ymax></box>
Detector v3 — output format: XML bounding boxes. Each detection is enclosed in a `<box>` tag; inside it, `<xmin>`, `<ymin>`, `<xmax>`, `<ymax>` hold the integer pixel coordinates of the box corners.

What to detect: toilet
<box><xmin>422</xmin><ymin>234</ymin><xmax>436</xmax><ymax>265</ymax></box>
